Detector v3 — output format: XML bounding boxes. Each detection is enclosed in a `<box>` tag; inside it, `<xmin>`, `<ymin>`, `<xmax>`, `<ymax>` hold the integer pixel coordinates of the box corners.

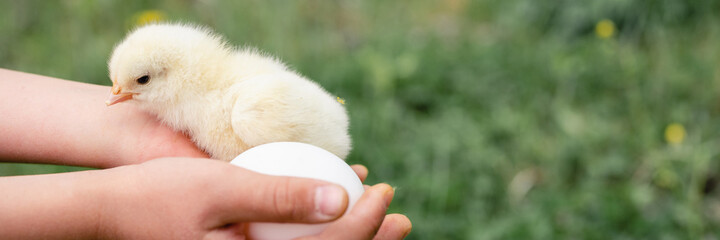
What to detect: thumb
<box><xmin>212</xmin><ymin>168</ymin><xmax>349</xmax><ymax>225</ymax></box>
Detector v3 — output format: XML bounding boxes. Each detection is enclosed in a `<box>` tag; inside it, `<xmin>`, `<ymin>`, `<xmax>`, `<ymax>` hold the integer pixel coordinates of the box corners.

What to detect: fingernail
<box><xmin>383</xmin><ymin>186</ymin><xmax>395</xmax><ymax>209</ymax></box>
<box><xmin>315</xmin><ymin>185</ymin><xmax>347</xmax><ymax>220</ymax></box>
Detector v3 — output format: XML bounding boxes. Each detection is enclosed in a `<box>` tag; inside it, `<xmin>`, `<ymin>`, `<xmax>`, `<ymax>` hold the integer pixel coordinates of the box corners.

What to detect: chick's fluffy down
<box><xmin>108</xmin><ymin>23</ymin><xmax>350</xmax><ymax>160</ymax></box>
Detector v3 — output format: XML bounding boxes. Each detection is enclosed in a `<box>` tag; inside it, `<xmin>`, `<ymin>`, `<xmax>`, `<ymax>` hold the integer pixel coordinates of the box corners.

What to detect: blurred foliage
<box><xmin>3</xmin><ymin>0</ymin><xmax>720</xmax><ymax>239</ymax></box>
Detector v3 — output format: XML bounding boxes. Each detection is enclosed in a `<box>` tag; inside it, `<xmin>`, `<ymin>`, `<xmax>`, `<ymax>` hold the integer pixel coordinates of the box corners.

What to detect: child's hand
<box><xmin>99</xmin><ymin>158</ymin><xmax>410</xmax><ymax>239</ymax></box>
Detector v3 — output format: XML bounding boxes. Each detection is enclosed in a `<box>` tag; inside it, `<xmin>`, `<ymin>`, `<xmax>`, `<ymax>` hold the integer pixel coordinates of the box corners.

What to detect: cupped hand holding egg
<box><xmin>230</xmin><ymin>142</ymin><xmax>365</xmax><ymax>240</ymax></box>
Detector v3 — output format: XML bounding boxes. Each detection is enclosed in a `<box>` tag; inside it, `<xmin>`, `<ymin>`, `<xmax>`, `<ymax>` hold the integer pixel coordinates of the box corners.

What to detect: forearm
<box><xmin>0</xmin><ymin>170</ymin><xmax>110</xmax><ymax>239</ymax></box>
<box><xmin>0</xmin><ymin>69</ymin><xmax>206</xmax><ymax>168</ymax></box>
<box><xmin>0</xmin><ymin>69</ymin><xmax>139</xmax><ymax>167</ymax></box>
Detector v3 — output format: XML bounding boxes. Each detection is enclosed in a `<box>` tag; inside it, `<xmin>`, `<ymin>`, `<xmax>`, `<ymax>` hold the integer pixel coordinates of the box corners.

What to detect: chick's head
<box><xmin>106</xmin><ymin>23</ymin><xmax>230</xmax><ymax>110</ymax></box>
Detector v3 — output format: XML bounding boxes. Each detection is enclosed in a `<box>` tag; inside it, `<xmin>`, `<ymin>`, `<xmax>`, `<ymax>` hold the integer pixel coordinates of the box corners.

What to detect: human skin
<box><xmin>0</xmin><ymin>69</ymin><xmax>411</xmax><ymax>239</ymax></box>
<box><xmin>0</xmin><ymin>158</ymin><xmax>406</xmax><ymax>239</ymax></box>
<box><xmin>0</xmin><ymin>68</ymin><xmax>207</xmax><ymax>168</ymax></box>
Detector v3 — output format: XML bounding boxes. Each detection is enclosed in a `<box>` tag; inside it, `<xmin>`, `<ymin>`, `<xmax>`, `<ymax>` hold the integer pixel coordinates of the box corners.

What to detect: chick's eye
<box><xmin>136</xmin><ymin>75</ymin><xmax>150</xmax><ymax>85</ymax></box>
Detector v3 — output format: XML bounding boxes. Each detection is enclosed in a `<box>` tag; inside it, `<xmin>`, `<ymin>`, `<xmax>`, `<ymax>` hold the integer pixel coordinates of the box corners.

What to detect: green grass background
<box><xmin>2</xmin><ymin>0</ymin><xmax>720</xmax><ymax>239</ymax></box>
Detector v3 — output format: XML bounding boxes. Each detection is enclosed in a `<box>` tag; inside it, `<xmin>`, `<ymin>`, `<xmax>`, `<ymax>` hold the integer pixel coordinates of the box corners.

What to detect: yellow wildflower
<box><xmin>665</xmin><ymin>123</ymin><xmax>686</xmax><ymax>145</ymax></box>
<box><xmin>134</xmin><ymin>10</ymin><xmax>166</xmax><ymax>26</ymax></box>
<box><xmin>595</xmin><ymin>19</ymin><xmax>615</xmax><ymax>39</ymax></box>
<box><xmin>336</xmin><ymin>97</ymin><xmax>346</xmax><ymax>105</ymax></box>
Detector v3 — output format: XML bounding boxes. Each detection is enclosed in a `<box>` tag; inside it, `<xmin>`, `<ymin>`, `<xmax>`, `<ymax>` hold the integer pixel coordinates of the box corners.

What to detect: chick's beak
<box><xmin>105</xmin><ymin>82</ymin><xmax>134</xmax><ymax>106</ymax></box>
<box><xmin>111</xmin><ymin>83</ymin><xmax>122</xmax><ymax>95</ymax></box>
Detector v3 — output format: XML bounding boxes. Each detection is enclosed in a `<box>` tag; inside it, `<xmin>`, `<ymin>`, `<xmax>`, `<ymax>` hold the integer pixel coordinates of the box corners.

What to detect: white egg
<box><xmin>230</xmin><ymin>142</ymin><xmax>365</xmax><ymax>240</ymax></box>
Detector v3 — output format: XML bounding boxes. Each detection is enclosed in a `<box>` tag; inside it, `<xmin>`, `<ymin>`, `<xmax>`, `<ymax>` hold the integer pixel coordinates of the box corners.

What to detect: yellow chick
<box><xmin>106</xmin><ymin>23</ymin><xmax>351</xmax><ymax>161</ymax></box>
